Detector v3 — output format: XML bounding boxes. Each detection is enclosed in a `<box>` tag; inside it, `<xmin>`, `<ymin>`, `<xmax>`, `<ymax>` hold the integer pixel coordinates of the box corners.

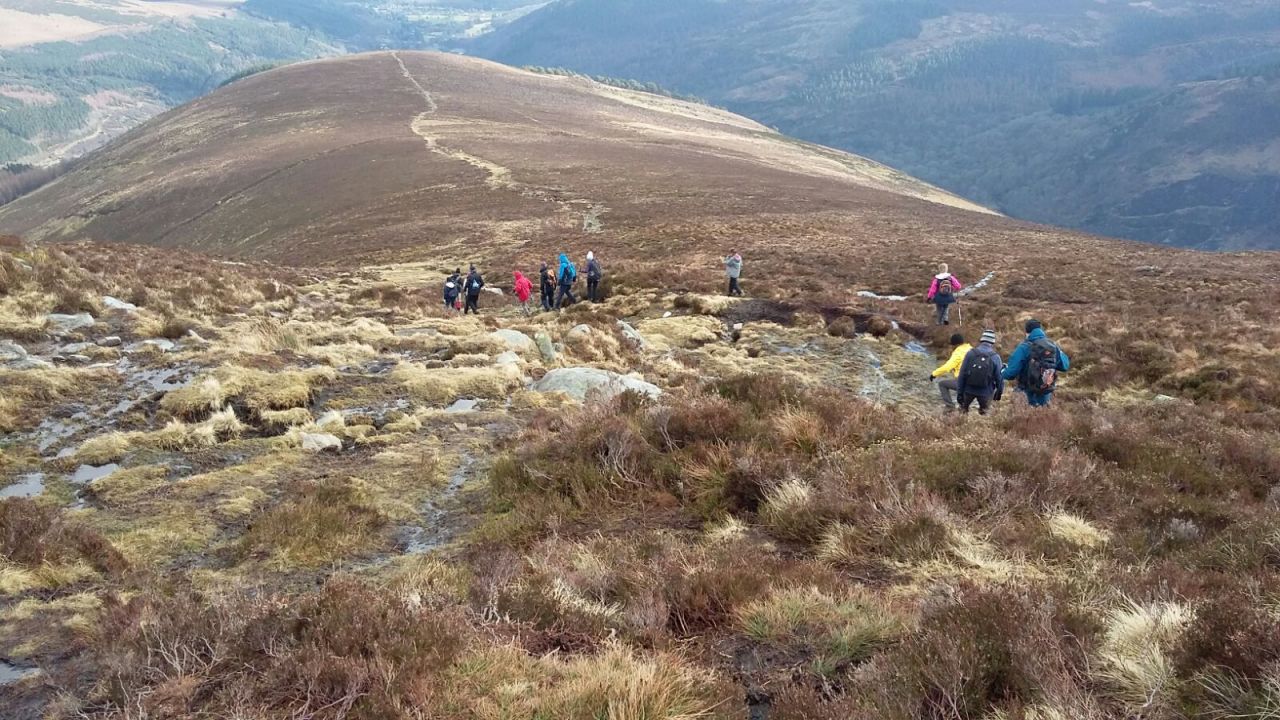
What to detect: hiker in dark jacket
<box><xmin>555</xmin><ymin>253</ymin><xmax>577</xmax><ymax>309</ymax></box>
<box><xmin>926</xmin><ymin>263</ymin><xmax>963</xmax><ymax>325</ymax></box>
<box><xmin>1002</xmin><ymin>319</ymin><xmax>1070</xmax><ymax>407</ymax></box>
<box><xmin>539</xmin><ymin>262</ymin><xmax>555</xmax><ymax>311</ymax></box>
<box><xmin>957</xmin><ymin>329</ymin><xmax>1005</xmax><ymax>415</ymax></box>
<box><xmin>463</xmin><ymin>264</ymin><xmax>484</xmax><ymax>315</ymax></box>
<box><xmin>443</xmin><ymin>268</ymin><xmax>461</xmax><ymax>312</ymax></box>
<box><xmin>585</xmin><ymin>251</ymin><xmax>602</xmax><ymax>303</ymax></box>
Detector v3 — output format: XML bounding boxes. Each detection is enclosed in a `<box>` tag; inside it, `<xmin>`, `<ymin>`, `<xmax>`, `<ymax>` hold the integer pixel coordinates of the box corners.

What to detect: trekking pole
<box><xmin>957</xmin><ymin>303</ymin><xmax>964</xmax><ymax>327</ymax></box>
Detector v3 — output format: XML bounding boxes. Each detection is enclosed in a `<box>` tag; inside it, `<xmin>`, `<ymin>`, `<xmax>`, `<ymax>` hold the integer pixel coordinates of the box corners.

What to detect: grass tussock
<box><xmin>161</xmin><ymin>365</ymin><xmax>336</xmax><ymax>419</ymax></box>
<box><xmin>238</xmin><ymin>478</ymin><xmax>388</xmax><ymax>568</ymax></box>
<box><xmin>393</xmin><ymin>361</ymin><xmax>522</xmax><ymax>405</ymax></box>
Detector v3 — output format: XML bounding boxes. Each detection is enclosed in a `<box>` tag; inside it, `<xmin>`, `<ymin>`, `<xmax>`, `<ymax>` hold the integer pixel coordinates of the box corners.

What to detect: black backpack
<box><xmin>1025</xmin><ymin>339</ymin><xmax>1060</xmax><ymax>393</ymax></box>
<box><xmin>962</xmin><ymin>348</ymin><xmax>997</xmax><ymax>392</ymax></box>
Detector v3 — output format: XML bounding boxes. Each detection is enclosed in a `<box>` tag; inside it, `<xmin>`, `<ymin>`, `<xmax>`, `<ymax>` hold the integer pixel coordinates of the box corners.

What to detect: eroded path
<box><xmin>392</xmin><ymin>51</ymin><xmax>608</xmax><ymax>234</ymax></box>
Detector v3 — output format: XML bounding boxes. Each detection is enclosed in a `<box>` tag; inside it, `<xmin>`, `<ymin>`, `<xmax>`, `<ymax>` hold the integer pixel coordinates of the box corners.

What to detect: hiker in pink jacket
<box><xmin>926</xmin><ymin>263</ymin><xmax>963</xmax><ymax>325</ymax></box>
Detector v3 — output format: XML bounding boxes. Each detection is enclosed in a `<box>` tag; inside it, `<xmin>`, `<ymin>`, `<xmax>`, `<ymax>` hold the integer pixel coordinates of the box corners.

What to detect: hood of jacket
<box><xmin>513</xmin><ymin>271</ymin><xmax>527</xmax><ymax>283</ymax></box>
<box><xmin>1026</xmin><ymin>328</ymin><xmax>1047</xmax><ymax>342</ymax></box>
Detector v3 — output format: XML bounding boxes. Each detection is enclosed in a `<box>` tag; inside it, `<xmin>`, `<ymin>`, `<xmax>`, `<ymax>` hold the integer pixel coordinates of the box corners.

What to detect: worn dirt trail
<box><xmin>392</xmin><ymin>51</ymin><xmax>608</xmax><ymax>234</ymax></box>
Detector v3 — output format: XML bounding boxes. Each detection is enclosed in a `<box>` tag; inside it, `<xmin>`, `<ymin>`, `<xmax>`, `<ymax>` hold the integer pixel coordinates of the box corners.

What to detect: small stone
<box><xmin>0</xmin><ymin>340</ymin><xmax>28</xmax><ymax>362</ymax></box>
<box><xmin>97</xmin><ymin>336</ymin><xmax>122</xmax><ymax>348</ymax></box>
<box><xmin>101</xmin><ymin>296</ymin><xmax>139</xmax><ymax>312</ymax></box>
<box><xmin>490</xmin><ymin>329</ymin><xmax>536</xmax><ymax>353</ymax></box>
<box><xmin>534</xmin><ymin>331</ymin><xmax>558</xmax><ymax>362</ymax></box>
<box><xmin>9</xmin><ymin>357</ymin><xmax>53</xmax><ymax>370</ymax></box>
<box><xmin>60</xmin><ymin>342</ymin><xmax>93</xmax><ymax>354</ymax></box>
<box><xmin>1153</xmin><ymin>394</ymin><xmax>1177</xmax><ymax>404</ymax></box>
<box><xmin>46</xmin><ymin>312</ymin><xmax>95</xmax><ymax>335</ymax></box>
<box><xmin>616</xmin><ymin>321</ymin><xmax>647</xmax><ymax>349</ymax></box>
<box><xmin>452</xmin><ymin>422</ymin><xmax>468</xmax><ymax>432</ymax></box>
<box><xmin>186</xmin><ymin>330</ymin><xmax>208</xmax><ymax>344</ymax></box>
<box><xmin>493</xmin><ymin>351</ymin><xmax>522</xmax><ymax>366</ymax></box>
<box><xmin>68</xmin><ymin>354</ymin><xmax>92</xmax><ymax>364</ymax></box>
<box><xmin>300</xmin><ymin>433</ymin><xmax>342</xmax><ymax>452</ymax></box>
<box><xmin>143</xmin><ymin>339</ymin><xmax>176</xmax><ymax>352</ymax></box>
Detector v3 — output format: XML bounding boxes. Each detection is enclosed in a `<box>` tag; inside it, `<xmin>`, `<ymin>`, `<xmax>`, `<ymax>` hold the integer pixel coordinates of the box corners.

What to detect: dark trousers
<box><xmin>587</xmin><ymin>278</ymin><xmax>600</xmax><ymax>302</ymax></box>
<box><xmin>958</xmin><ymin>391</ymin><xmax>992</xmax><ymax>415</ymax></box>
<box><xmin>728</xmin><ymin>277</ymin><xmax>743</xmax><ymax>296</ymax></box>
<box><xmin>1024</xmin><ymin>390</ymin><xmax>1053</xmax><ymax>407</ymax></box>
<box><xmin>556</xmin><ymin>285</ymin><xmax>576</xmax><ymax>309</ymax></box>
<box><xmin>935</xmin><ymin>303</ymin><xmax>951</xmax><ymax>325</ymax></box>
<box><xmin>464</xmin><ymin>293</ymin><xmax>479</xmax><ymax>314</ymax></box>
<box><xmin>540</xmin><ymin>290</ymin><xmax>553</xmax><ymax>311</ymax></box>
<box><xmin>444</xmin><ymin>296</ymin><xmax>456</xmax><ymax>311</ymax></box>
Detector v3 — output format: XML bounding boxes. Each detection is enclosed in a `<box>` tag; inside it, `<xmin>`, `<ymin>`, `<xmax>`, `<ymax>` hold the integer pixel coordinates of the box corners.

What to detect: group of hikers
<box><xmin>440</xmin><ymin>249</ymin><xmax>1065</xmax><ymax>413</ymax></box>
<box><xmin>442</xmin><ymin>248</ymin><xmax>747</xmax><ymax>313</ymax></box>
<box><xmin>930</xmin><ymin>319</ymin><xmax>1071</xmax><ymax>414</ymax></box>
<box><xmin>443</xmin><ymin>251</ymin><xmax>604</xmax><ymax>315</ymax></box>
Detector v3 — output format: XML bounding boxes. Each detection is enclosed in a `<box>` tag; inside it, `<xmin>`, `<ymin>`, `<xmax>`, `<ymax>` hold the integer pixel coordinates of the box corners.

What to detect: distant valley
<box><xmin>471</xmin><ymin>0</ymin><xmax>1280</xmax><ymax>250</ymax></box>
<box><xmin>0</xmin><ymin>0</ymin><xmax>540</xmax><ymax>171</ymax></box>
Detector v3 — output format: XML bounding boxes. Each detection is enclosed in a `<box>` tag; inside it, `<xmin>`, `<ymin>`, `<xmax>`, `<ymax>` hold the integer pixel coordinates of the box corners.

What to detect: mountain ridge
<box><xmin>0</xmin><ymin>50</ymin><xmax>995</xmax><ymax>266</ymax></box>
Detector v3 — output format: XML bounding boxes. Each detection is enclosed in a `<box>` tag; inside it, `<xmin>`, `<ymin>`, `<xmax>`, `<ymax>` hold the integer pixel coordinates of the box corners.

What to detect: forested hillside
<box><xmin>473</xmin><ymin>0</ymin><xmax>1280</xmax><ymax>249</ymax></box>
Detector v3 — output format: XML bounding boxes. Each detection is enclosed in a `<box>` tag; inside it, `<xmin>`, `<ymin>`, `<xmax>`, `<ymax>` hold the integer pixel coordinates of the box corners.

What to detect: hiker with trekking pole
<box><xmin>926</xmin><ymin>263</ymin><xmax>963</xmax><ymax>326</ymax></box>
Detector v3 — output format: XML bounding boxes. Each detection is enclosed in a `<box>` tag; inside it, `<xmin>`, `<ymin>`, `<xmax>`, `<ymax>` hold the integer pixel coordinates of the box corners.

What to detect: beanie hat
<box><xmin>981</xmin><ymin>329</ymin><xmax>997</xmax><ymax>344</ymax></box>
<box><xmin>1025</xmin><ymin>319</ymin><xmax>1042</xmax><ymax>334</ymax></box>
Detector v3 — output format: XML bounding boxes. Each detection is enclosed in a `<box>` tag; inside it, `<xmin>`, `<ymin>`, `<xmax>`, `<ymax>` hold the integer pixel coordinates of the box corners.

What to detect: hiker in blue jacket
<box><xmin>555</xmin><ymin>253</ymin><xmax>578</xmax><ymax>309</ymax></box>
<box><xmin>1002</xmin><ymin>319</ymin><xmax>1070</xmax><ymax>407</ymax></box>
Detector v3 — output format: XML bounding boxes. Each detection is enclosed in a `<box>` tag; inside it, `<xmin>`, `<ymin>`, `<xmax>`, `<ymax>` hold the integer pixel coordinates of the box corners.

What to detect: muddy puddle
<box><xmin>71</xmin><ymin>463</ymin><xmax>118</xmax><ymax>484</ymax></box>
<box><xmin>0</xmin><ymin>473</ymin><xmax>44</xmax><ymax>499</ymax></box>
<box><xmin>445</xmin><ymin>398</ymin><xmax>480</xmax><ymax>414</ymax></box>
<box><xmin>401</xmin><ymin>454</ymin><xmax>476</xmax><ymax>554</ymax></box>
<box><xmin>0</xmin><ymin>660</ymin><xmax>37</xmax><ymax>685</ymax></box>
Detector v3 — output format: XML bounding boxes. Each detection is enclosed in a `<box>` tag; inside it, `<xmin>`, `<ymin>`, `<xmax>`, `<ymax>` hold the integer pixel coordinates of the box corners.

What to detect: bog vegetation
<box><xmin>1</xmin><ymin>237</ymin><xmax>1279</xmax><ymax>719</ymax></box>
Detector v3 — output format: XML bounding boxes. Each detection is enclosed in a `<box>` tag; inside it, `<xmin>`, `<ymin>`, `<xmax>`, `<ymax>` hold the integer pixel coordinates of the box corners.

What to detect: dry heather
<box><xmin>2</xmin><ymin>236</ymin><xmax>1280</xmax><ymax>720</ymax></box>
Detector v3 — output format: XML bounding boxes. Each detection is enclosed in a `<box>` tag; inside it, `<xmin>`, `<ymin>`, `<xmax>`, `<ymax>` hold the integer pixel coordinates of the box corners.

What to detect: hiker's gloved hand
<box><xmin>928</xmin><ymin>375</ymin><xmax>936</xmax><ymax>383</ymax></box>
<box><xmin>994</xmin><ymin>390</ymin><xmax>1003</xmax><ymax>402</ymax></box>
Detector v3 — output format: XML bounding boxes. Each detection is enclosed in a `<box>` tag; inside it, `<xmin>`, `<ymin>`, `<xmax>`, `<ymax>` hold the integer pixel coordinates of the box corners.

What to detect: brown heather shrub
<box><xmin>93</xmin><ymin>577</ymin><xmax>466</xmax><ymax>720</ymax></box>
<box><xmin>864</xmin><ymin>586</ymin><xmax>1097</xmax><ymax>720</ymax></box>
<box><xmin>0</xmin><ymin>498</ymin><xmax>128</xmax><ymax>578</ymax></box>
<box><xmin>1175</xmin><ymin>595</ymin><xmax>1280</xmax><ymax>680</ymax></box>
<box><xmin>708</xmin><ymin>372</ymin><xmax>804</xmax><ymax>415</ymax></box>
<box><xmin>157</xmin><ymin>314</ymin><xmax>196</xmax><ymax>340</ymax></box>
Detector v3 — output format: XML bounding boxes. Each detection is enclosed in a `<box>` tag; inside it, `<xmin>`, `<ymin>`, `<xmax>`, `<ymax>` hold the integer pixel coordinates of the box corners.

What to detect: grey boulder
<box><xmin>530</xmin><ymin>367</ymin><xmax>661</xmax><ymax>403</ymax></box>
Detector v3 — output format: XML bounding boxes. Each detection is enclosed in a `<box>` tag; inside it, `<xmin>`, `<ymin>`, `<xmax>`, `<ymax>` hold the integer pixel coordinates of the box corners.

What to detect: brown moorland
<box><xmin>0</xmin><ymin>52</ymin><xmax>1279</xmax><ymax>720</ymax></box>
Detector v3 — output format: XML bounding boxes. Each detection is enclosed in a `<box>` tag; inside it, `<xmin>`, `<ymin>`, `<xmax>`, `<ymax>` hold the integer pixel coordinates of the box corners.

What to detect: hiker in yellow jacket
<box><xmin>929</xmin><ymin>333</ymin><xmax>972</xmax><ymax>411</ymax></box>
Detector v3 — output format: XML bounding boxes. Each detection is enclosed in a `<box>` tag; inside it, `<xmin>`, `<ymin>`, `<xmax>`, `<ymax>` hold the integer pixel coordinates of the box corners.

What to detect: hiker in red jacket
<box><xmin>513</xmin><ymin>270</ymin><xmax>534</xmax><ymax>315</ymax></box>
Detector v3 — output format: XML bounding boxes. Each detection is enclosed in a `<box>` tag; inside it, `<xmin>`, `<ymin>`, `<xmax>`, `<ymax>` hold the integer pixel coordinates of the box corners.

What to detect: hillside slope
<box><xmin>3</xmin><ymin>49</ymin><xmax>1280</xmax><ymax>720</ymax></box>
<box><xmin>0</xmin><ymin>51</ymin><xmax>990</xmax><ymax>265</ymax></box>
<box><xmin>471</xmin><ymin>0</ymin><xmax>1280</xmax><ymax>250</ymax></box>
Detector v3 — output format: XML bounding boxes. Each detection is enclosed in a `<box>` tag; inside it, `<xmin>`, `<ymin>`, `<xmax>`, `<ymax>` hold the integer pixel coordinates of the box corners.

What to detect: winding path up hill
<box><xmin>0</xmin><ymin>51</ymin><xmax>994</xmax><ymax>266</ymax></box>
